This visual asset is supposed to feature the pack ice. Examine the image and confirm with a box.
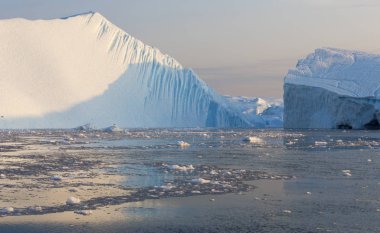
[284,48,380,129]
[0,12,259,128]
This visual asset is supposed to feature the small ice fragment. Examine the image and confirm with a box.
[191,178,211,184]
[306,192,312,195]
[66,197,81,205]
[74,210,93,216]
[210,170,218,175]
[177,141,190,148]
[342,170,352,177]
[103,125,123,133]
[64,136,74,141]
[191,190,201,194]
[377,209,380,212]
[368,159,372,162]
[283,210,292,214]
[1,207,14,214]
[315,141,327,146]
[209,198,215,202]
[50,175,63,181]
[241,136,263,144]
[160,183,175,190]
[166,164,194,172]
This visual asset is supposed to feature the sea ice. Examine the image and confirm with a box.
[66,197,81,205]
[241,136,264,144]
[191,178,211,184]
[177,141,190,148]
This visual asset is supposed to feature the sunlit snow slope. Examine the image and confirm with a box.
[0,12,254,128]
[284,48,380,129]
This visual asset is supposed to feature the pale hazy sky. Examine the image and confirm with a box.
[1,0,380,98]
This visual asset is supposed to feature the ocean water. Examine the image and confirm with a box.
[0,129,379,233]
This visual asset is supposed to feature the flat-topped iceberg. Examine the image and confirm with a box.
[284,48,380,129]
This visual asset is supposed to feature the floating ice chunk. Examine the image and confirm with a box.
[191,178,211,184]
[241,136,264,144]
[306,192,312,195]
[191,190,201,194]
[175,191,184,195]
[74,210,93,216]
[1,207,14,214]
[368,159,372,162]
[283,210,292,214]
[64,136,74,141]
[77,133,86,138]
[177,141,190,148]
[315,141,328,146]
[166,164,194,172]
[210,170,218,175]
[209,198,215,202]
[50,175,63,181]
[66,196,81,205]
[160,183,175,190]
[103,124,123,133]
[342,170,352,177]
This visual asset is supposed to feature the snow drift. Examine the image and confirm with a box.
[284,48,380,129]
[0,12,257,128]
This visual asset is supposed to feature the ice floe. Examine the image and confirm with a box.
[66,197,81,205]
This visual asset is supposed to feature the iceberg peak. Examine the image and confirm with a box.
[60,11,98,20]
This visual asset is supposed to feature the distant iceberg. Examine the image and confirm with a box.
[224,96,283,128]
[284,48,380,129]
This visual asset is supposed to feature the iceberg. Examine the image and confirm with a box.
[0,12,256,129]
[284,48,380,129]
[224,96,283,128]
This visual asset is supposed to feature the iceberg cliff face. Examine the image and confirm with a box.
[284,48,380,129]
[0,12,253,128]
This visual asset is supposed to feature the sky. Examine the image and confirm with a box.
[1,0,380,98]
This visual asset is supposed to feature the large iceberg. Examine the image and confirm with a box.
[0,12,259,128]
[284,48,380,129]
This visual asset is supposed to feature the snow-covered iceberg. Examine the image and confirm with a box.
[0,12,258,128]
[284,48,380,129]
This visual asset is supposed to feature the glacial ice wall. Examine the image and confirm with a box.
[284,48,380,129]
[0,12,252,128]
